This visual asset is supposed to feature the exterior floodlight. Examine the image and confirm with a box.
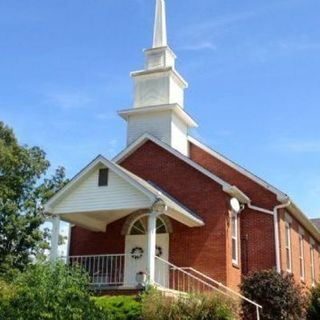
[230,197,241,213]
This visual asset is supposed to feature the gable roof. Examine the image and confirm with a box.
[188,136,320,242]
[44,155,204,228]
[113,133,250,202]
[188,136,287,201]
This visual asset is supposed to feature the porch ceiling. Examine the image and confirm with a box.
[61,208,142,232]
[60,203,203,233]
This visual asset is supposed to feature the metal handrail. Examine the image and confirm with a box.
[156,257,261,320]
[180,267,262,309]
[155,256,231,297]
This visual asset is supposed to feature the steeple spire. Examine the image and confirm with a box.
[153,0,167,48]
[118,0,198,156]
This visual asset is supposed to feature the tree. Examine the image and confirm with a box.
[240,269,307,320]
[0,121,67,275]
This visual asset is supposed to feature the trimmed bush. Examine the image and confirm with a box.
[307,283,320,319]
[141,289,239,320]
[0,262,103,320]
[93,295,142,320]
[240,269,307,320]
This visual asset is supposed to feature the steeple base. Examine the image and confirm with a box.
[119,104,198,156]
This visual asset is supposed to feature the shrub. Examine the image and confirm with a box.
[240,269,307,320]
[93,295,142,320]
[307,283,320,319]
[1,261,103,320]
[141,289,239,320]
[0,279,15,319]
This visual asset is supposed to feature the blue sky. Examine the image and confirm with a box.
[1,0,320,221]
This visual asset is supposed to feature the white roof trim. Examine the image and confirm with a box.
[44,155,204,227]
[188,136,287,200]
[118,104,198,128]
[113,133,232,190]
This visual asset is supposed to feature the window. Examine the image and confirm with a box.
[130,218,146,235]
[299,233,305,280]
[231,213,239,265]
[98,168,109,186]
[310,242,315,286]
[129,216,167,235]
[285,222,292,272]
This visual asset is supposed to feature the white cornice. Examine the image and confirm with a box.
[131,67,188,89]
[144,46,177,59]
[118,104,198,128]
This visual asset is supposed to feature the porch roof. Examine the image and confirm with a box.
[44,155,204,231]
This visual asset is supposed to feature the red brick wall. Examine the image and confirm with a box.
[189,142,277,273]
[120,140,240,288]
[189,143,278,209]
[240,209,276,272]
[278,210,320,287]
[190,141,320,286]
[69,217,126,256]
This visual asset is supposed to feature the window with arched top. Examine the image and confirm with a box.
[129,216,168,235]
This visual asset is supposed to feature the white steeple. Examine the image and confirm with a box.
[118,0,198,156]
[153,0,167,48]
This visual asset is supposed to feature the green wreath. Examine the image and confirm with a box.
[156,245,163,257]
[131,247,144,259]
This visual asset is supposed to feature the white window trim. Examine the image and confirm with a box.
[298,233,305,281]
[310,239,316,286]
[285,222,292,273]
[231,212,239,265]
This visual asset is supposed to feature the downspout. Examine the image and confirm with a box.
[247,200,291,273]
[273,201,291,273]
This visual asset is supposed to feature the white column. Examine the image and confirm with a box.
[50,215,60,262]
[147,212,157,285]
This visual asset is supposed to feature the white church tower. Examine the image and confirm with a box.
[118,0,198,156]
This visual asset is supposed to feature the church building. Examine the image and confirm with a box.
[45,0,320,297]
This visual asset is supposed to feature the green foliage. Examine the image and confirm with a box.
[0,261,103,320]
[141,289,239,320]
[307,283,320,319]
[0,278,15,319]
[0,121,68,275]
[240,269,307,320]
[93,295,142,320]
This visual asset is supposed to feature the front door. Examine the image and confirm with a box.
[123,216,169,287]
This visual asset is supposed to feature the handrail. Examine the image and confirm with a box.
[155,256,232,298]
[180,267,262,310]
[156,257,261,320]
[67,253,128,259]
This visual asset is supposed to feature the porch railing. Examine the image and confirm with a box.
[67,254,139,287]
[66,255,261,320]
